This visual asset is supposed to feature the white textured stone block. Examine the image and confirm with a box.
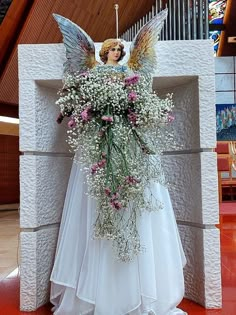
[199,76,216,148]
[18,41,214,82]
[18,44,65,81]
[156,76,216,150]
[215,56,234,74]
[20,155,72,228]
[156,78,200,150]
[19,80,70,153]
[163,152,219,225]
[19,80,36,151]
[156,40,214,77]
[178,225,222,308]
[20,227,59,311]
[201,152,219,223]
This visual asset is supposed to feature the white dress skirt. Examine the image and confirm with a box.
[50,161,187,315]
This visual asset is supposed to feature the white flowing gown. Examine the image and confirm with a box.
[50,160,187,315]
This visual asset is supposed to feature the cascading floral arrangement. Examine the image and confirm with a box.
[56,65,175,261]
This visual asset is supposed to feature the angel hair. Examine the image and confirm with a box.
[99,39,126,64]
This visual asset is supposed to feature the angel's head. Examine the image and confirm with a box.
[99,39,126,64]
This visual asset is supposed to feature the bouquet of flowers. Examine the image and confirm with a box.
[56,65,175,261]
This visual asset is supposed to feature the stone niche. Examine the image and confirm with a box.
[18,40,221,311]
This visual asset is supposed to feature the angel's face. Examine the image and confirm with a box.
[107,45,122,64]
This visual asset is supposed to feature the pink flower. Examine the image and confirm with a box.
[68,117,76,128]
[104,187,111,196]
[91,159,106,174]
[128,109,138,126]
[81,106,91,122]
[110,200,122,210]
[111,192,120,200]
[102,115,113,122]
[167,114,175,123]
[97,159,106,168]
[125,176,140,185]
[124,74,140,86]
[91,164,98,174]
[128,91,137,102]
[102,152,106,158]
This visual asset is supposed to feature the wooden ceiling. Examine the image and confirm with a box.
[1,0,236,118]
[0,0,155,116]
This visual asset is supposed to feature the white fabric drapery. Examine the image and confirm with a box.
[50,162,187,315]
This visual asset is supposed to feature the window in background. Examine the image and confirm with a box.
[0,0,12,24]
[209,0,227,55]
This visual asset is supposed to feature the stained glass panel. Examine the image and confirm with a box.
[209,0,227,55]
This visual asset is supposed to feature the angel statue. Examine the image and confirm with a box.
[50,8,187,315]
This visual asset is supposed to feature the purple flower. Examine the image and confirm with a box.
[102,115,113,122]
[68,117,76,128]
[81,106,91,122]
[124,74,140,86]
[128,91,137,102]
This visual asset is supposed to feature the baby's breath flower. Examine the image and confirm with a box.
[56,65,177,262]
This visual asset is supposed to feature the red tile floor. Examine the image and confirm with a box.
[0,213,235,314]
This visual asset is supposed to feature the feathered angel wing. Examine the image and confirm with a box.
[127,8,168,75]
[53,13,97,75]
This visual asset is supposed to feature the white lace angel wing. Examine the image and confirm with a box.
[53,14,97,75]
[127,8,168,75]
